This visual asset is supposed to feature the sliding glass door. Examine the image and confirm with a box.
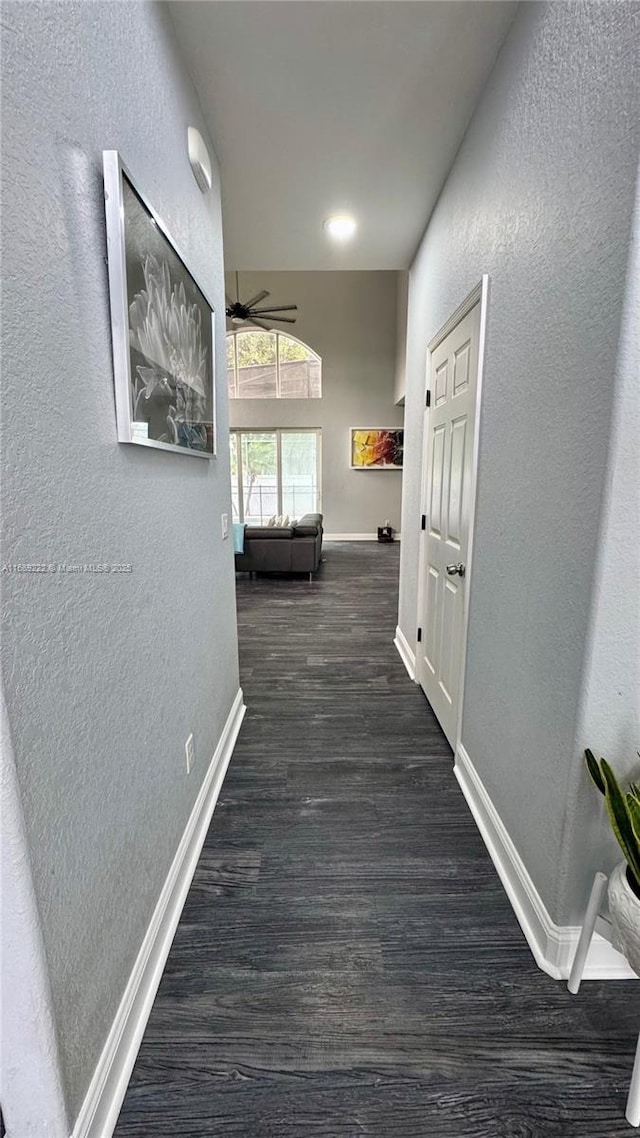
[281,431,321,520]
[230,429,321,525]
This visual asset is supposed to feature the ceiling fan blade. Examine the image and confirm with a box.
[243,290,270,309]
[225,294,234,306]
[247,317,272,331]
[267,315,297,324]
[250,304,298,314]
[235,271,239,303]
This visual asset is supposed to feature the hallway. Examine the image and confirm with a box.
[114,543,637,1137]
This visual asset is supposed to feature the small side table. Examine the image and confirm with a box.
[568,871,639,1127]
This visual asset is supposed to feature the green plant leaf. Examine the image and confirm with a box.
[601,759,640,883]
[628,796,640,848]
[585,748,606,795]
[628,782,640,804]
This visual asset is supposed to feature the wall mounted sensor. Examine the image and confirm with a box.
[188,127,212,194]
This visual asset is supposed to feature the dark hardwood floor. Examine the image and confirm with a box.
[114,542,638,1137]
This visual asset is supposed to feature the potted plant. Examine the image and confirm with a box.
[585,749,640,975]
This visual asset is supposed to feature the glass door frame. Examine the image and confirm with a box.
[231,428,322,524]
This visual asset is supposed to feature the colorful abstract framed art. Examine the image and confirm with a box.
[350,428,404,470]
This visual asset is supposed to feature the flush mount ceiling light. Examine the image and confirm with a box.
[323,214,357,242]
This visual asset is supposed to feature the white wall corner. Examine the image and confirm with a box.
[454,743,636,982]
[394,625,417,682]
[71,688,246,1138]
[394,269,409,406]
[0,683,70,1138]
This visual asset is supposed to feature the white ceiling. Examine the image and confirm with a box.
[169,1,517,270]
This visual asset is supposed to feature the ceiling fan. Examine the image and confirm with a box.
[225,272,297,331]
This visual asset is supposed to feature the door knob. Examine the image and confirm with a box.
[446,562,466,577]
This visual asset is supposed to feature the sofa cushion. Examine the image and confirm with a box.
[243,526,294,540]
[293,512,323,537]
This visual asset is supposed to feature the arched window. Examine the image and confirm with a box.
[227,329,322,399]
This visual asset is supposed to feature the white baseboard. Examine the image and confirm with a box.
[324,533,401,542]
[72,689,246,1138]
[394,624,417,682]
[454,743,635,981]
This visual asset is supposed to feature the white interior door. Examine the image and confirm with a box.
[417,296,482,748]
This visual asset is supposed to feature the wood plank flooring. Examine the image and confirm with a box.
[114,542,639,1137]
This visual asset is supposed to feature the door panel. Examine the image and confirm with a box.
[417,300,481,748]
[453,340,471,393]
[424,565,439,676]
[435,359,448,405]
[439,577,459,707]
[429,425,446,536]
[447,416,467,547]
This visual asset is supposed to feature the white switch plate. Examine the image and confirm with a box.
[221,512,229,540]
[185,733,195,774]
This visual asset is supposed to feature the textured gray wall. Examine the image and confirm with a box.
[227,271,404,535]
[398,2,640,924]
[1,1,239,1120]
[565,188,640,923]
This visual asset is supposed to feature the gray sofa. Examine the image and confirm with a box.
[235,513,323,579]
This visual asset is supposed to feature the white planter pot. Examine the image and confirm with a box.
[608,861,640,977]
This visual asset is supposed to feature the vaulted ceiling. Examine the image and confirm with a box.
[169,1,517,270]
